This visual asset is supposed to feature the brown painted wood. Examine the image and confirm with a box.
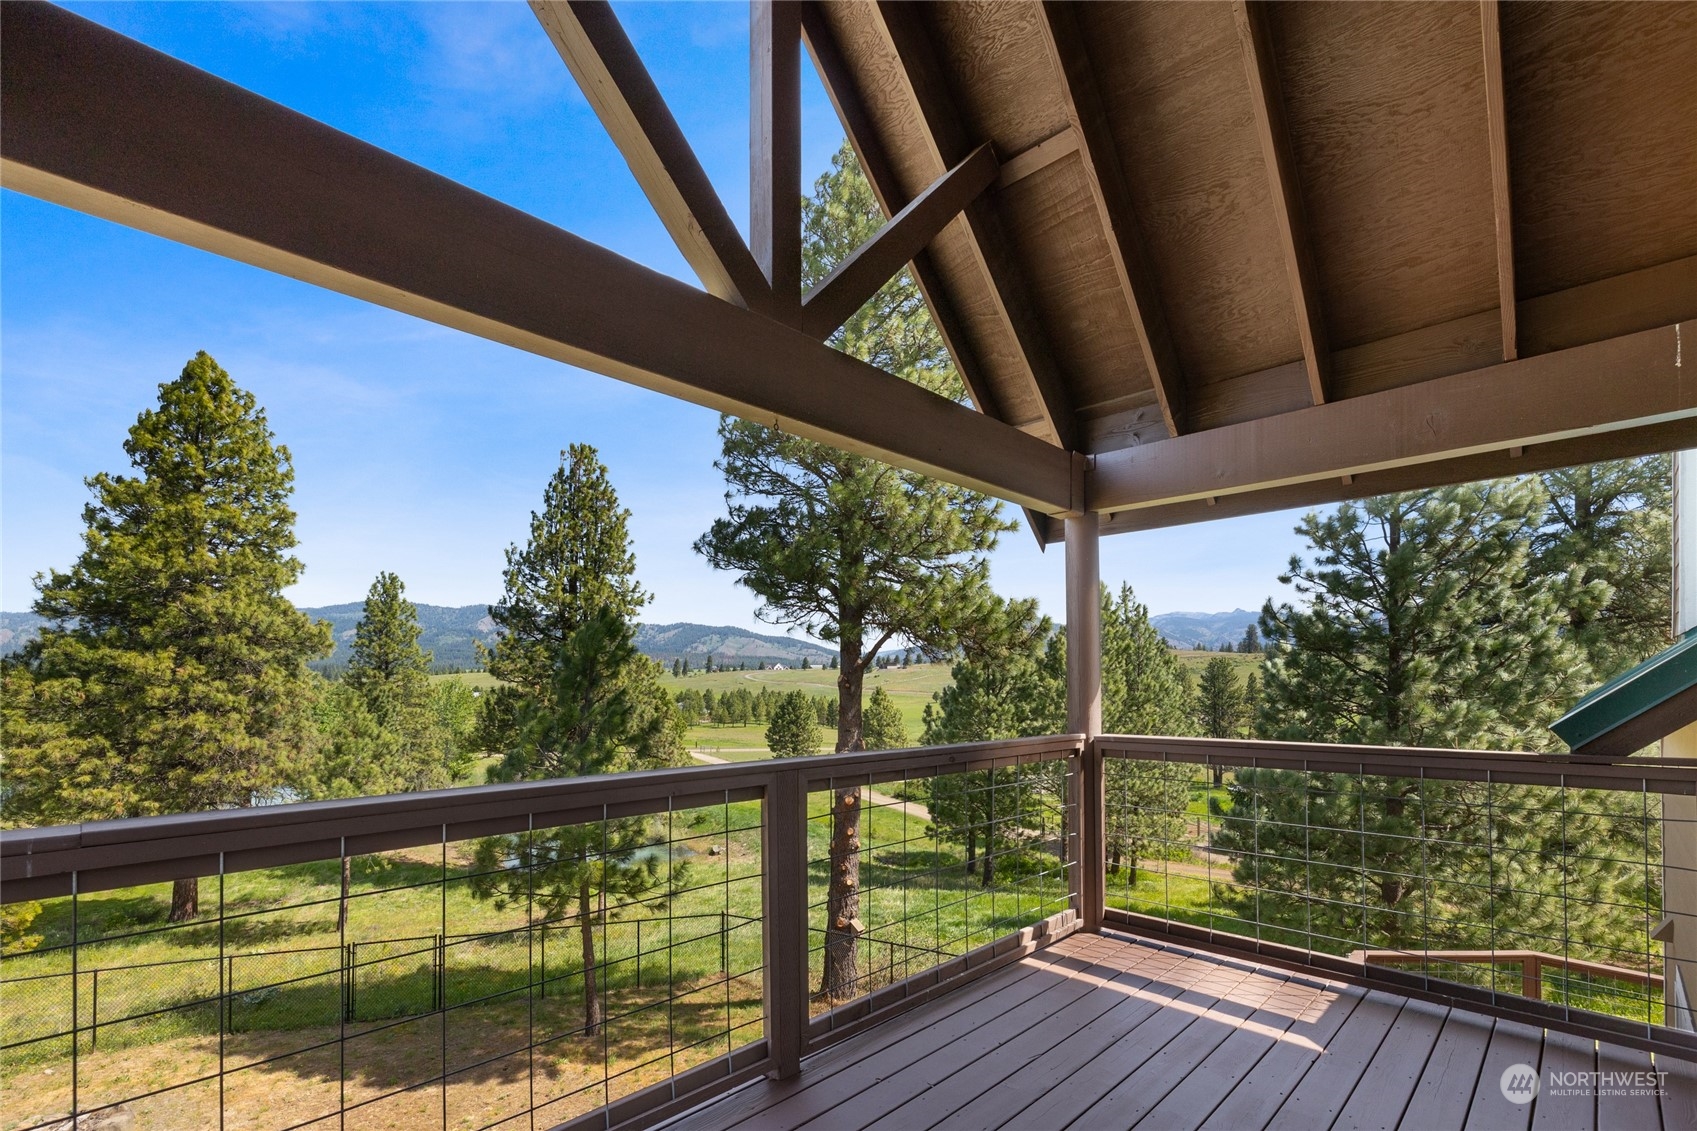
[751,0,802,320]
[1233,0,1329,405]
[1331,996,1451,1130]
[1480,0,1517,363]
[1198,985,1367,1131]
[531,2,770,314]
[1133,971,1331,1130]
[1532,1028,1598,1131]
[1596,1043,1664,1131]
[0,6,1075,521]
[1462,1019,1545,1131]
[760,771,808,1079]
[995,128,1078,190]
[1038,0,1186,438]
[797,2,1005,430]
[1090,325,1692,514]
[866,0,1080,451]
[1264,991,1408,1130]
[799,144,997,341]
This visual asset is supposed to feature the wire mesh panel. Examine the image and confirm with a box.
[805,745,1077,1015]
[1100,746,1682,1036]
[0,789,765,1131]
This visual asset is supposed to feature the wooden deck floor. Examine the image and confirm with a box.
[662,930,1697,1131]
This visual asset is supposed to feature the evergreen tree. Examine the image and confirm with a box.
[1195,656,1246,787]
[344,572,446,790]
[5,353,330,920]
[1239,623,1261,653]
[1215,482,1634,953]
[1531,457,1671,677]
[862,686,909,751]
[765,690,821,758]
[471,611,683,1035]
[696,141,1013,1000]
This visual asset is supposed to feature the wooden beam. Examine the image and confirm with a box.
[0,3,1075,515]
[1231,0,1331,404]
[1064,510,1103,934]
[751,0,802,319]
[799,144,997,341]
[799,2,1004,424]
[997,127,1080,190]
[1093,416,1697,538]
[869,0,1082,451]
[1090,324,1693,513]
[1037,1,1188,436]
[531,1,770,314]
[1481,0,1517,361]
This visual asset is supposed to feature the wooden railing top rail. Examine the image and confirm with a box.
[0,734,1083,901]
[1348,949,1665,990]
[1098,733,1697,793]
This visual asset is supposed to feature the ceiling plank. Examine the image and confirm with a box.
[800,144,998,341]
[868,0,1082,451]
[1037,1,1189,435]
[751,0,802,320]
[1090,324,1692,513]
[1480,0,1518,361]
[531,1,772,315]
[0,3,1074,514]
[1231,0,1331,404]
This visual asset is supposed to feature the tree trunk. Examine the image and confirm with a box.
[981,846,995,888]
[1212,766,1224,789]
[578,873,602,1036]
[338,856,351,932]
[965,828,977,876]
[169,877,199,922]
[822,637,865,1001]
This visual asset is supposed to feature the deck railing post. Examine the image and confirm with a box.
[762,768,809,1078]
[1066,510,1105,933]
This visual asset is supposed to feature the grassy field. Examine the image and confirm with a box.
[0,775,1069,1130]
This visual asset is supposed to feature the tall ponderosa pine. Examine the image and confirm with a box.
[861,686,909,751]
[1216,481,1645,954]
[1195,656,1247,785]
[6,353,330,920]
[344,571,448,790]
[696,141,1013,999]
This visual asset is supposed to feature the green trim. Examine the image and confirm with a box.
[1552,627,1697,752]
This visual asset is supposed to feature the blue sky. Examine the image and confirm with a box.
[1,1,1313,632]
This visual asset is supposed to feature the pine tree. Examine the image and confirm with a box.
[344,572,445,789]
[1214,482,1632,953]
[1195,656,1246,786]
[765,690,822,758]
[696,141,1013,1000]
[862,686,909,751]
[6,353,330,920]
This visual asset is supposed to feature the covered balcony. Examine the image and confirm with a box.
[4,2,1697,1129]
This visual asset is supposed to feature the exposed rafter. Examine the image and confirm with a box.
[751,0,802,319]
[1480,0,1518,362]
[1037,1,1188,436]
[0,3,1075,514]
[531,1,772,314]
[1090,324,1693,513]
[867,0,1082,451]
[800,144,998,341]
[1231,0,1331,405]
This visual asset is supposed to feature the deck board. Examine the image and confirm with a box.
[656,930,1697,1131]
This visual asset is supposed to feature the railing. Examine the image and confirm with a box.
[0,735,1082,1131]
[1096,734,1697,1056]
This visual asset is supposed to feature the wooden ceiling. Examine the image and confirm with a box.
[3,2,1694,543]
[806,1,1697,538]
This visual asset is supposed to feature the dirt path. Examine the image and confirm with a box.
[688,750,932,821]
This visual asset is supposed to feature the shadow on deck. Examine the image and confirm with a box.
[659,930,1697,1131]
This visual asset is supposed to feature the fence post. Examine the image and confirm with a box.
[762,769,808,1079]
[226,954,236,1033]
[345,943,356,1023]
[90,968,98,1051]
[1523,957,1543,1001]
[636,920,642,989]
[434,935,444,1013]
[540,924,547,1000]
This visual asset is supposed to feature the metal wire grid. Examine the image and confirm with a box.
[0,791,764,1131]
[805,748,1077,1010]
[1102,753,1681,1031]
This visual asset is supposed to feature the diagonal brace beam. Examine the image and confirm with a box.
[800,144,998,341]
[0,3,1075,514]
[532,0,773,314]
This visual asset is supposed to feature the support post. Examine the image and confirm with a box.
[1066,512,1104,933]
[751,0,802,321]
[762,770,809,1078]
[1664,450,1697,1031]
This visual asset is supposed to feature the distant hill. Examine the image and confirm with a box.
[2,606,833,671]
[1149,609,1260,650]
